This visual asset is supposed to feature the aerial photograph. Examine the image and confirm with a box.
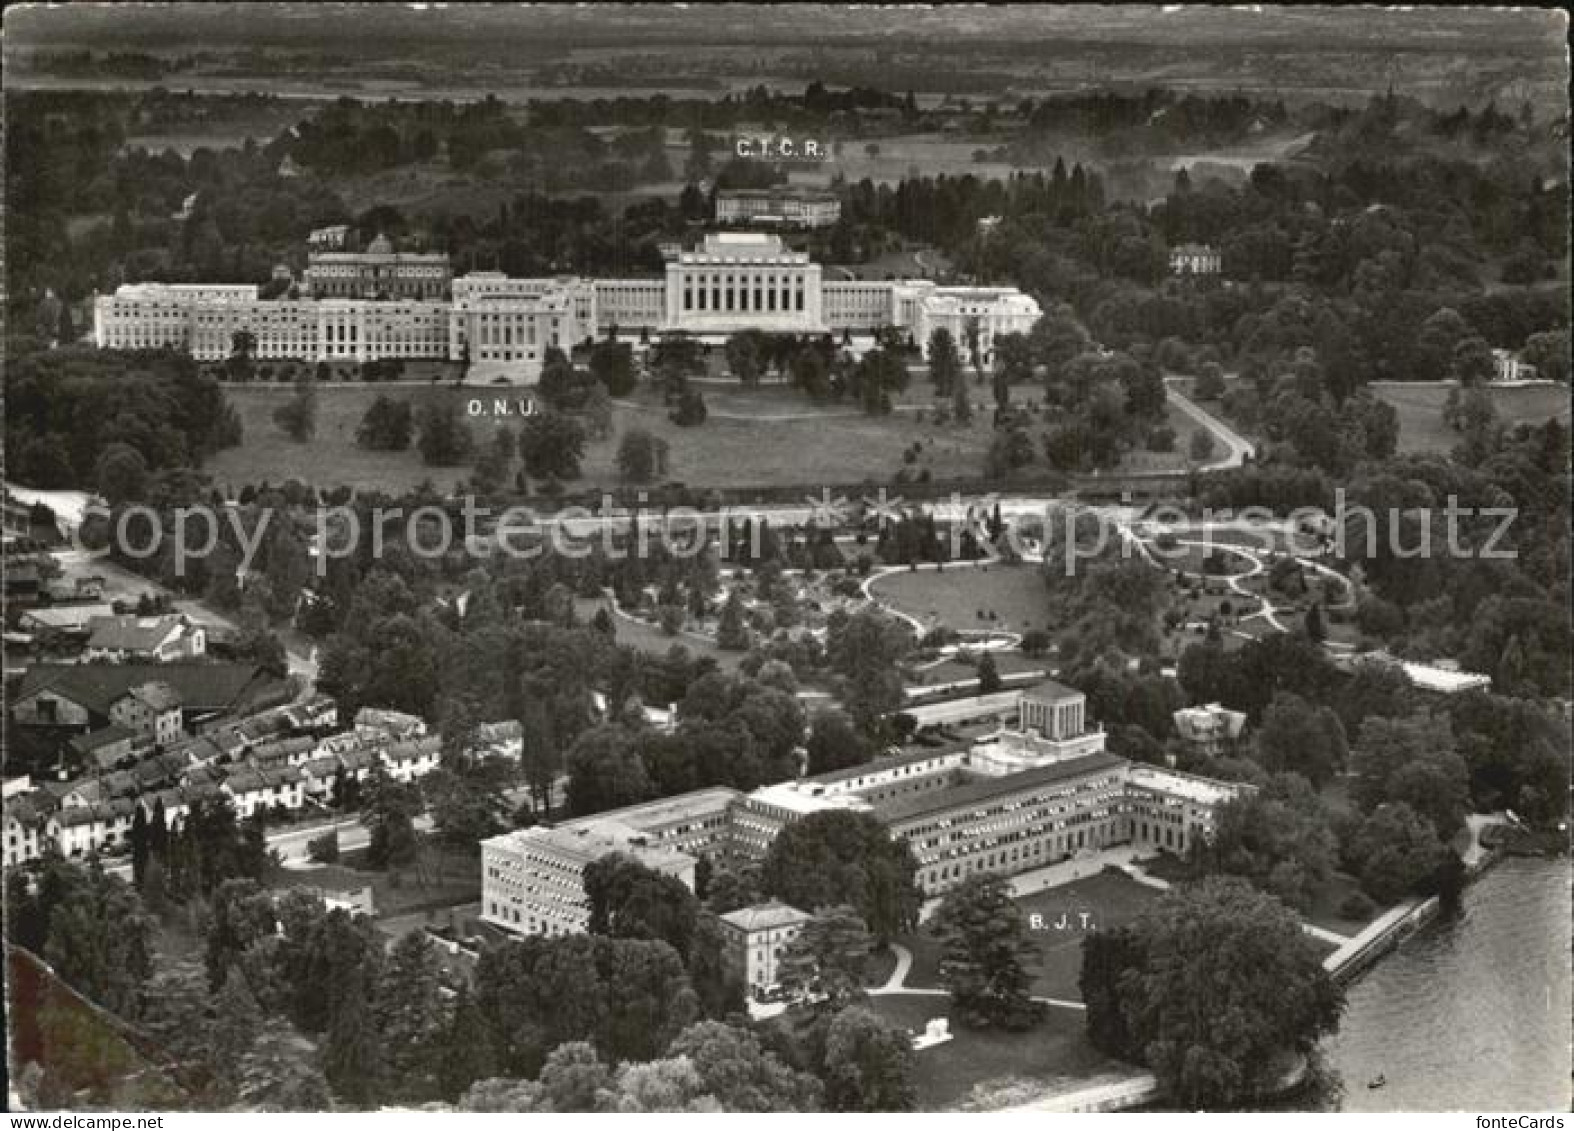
[2,2,1570,1116]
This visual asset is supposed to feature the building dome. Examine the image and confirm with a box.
[366,232,394,256]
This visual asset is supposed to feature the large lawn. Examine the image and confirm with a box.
[207,384,482,495]
[902,869,1164,1001]
[210,378,1199,495]
[571,595,747,672]
[869,563,1051,636]
[862,994,1127,1111]
[1370,382,1569,455]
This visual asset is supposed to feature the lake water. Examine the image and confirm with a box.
[1319,855,1572,1112]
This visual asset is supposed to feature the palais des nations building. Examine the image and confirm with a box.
[92,232,1042,383]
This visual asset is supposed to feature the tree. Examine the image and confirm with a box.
[235,1018,332,1111]
[671,387,708,426]
[585,852,699,961]
[927,328,961,396]
[1254,692,1347,787]
[417,399,474,466]
[1350,713,1470,838]
[827,609,910,737]
[1451,334,1495,385]
[929,873,1044,1030]
[617,428,668,483]
[1080,877,1343,1108]
[565,724,651,816]
[590,340,638,396]
[667,1020,822,1111]
[40,863,154,1022]
[777,905,874,1012]
[1188,428,1216,463]
[1303,600,1326,642]
[323,962,383,1106]
[272,371,318,442]
[725,331,766,385]
[716,589,749,651]
[1347,802,1451,904]
[361,769,422,869]
[1200,774,1338,913]
[436,986,495,1101]
[228,328,257,382]
[976,651,1002,694]
[1194,362,1226,401]
[356,395,414,450]
[374,930,448,1102]
[952,367,973,424]
[94,443,149,505]
[1520,329,1570,385]
[822,1006,918,1111]
[806,709,869,776]
[210,968,264,1071]
[761,811,920,941]
[520,410,587,480]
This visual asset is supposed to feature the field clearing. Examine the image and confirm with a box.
[870,563,1050,636]
[572,595,746,673]
[902,869,1164,1002]
[862,993,1124,1112]
[207,384,481,494]
[1370,383,1570,455]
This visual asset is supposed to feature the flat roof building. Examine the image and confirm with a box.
[95,232,1039,384]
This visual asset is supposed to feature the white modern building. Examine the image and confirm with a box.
[95,232,1041,383]
[715,187,841,229]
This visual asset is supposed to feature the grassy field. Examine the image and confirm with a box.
[572,594,747,672]
[1369,383,1569,455]
[211,373,1204,495]
[862,994,1125,1111]
[870,563,1050,636]
[207,384,482,494]
[902,869,1164,1001]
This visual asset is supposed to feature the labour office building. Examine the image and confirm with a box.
[95,232,1040,384]
[481,682,1247,937]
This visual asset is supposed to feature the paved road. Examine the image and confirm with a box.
[1163,379,1256,470]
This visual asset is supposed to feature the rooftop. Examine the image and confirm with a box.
[876,750,1128,826]
[85,614,188,653]
[745,780,874,817]
[564,786,742,833]
[12,662,281,719]
[720,900,813,934]
[1022,679,1086,705]
[487,822,694,874]
[124,680,183,713]
[1125,765,1245,807]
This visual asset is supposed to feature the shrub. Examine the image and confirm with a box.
[1338,890,1377,921]
[307,830,339,864]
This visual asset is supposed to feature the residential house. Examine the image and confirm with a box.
[49,799,136,857]
[83,614,206,663]
[221,763,306,818]
[718,901,813,995]
[382,736,442,783]
[1169,242,1222,276]
[108,681,185,747]
[3,795,48,868]
[355,707,427,740]
[11,663,288,734]
[1492,348,1539,383]
[1172,703,1247,759]
[17,603,117,640]
[67,724,144,772]
[43,575,106,603]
